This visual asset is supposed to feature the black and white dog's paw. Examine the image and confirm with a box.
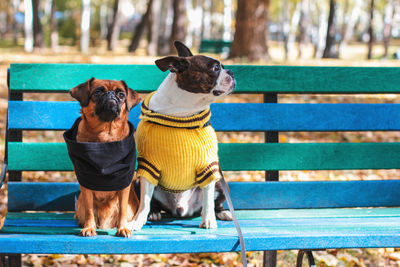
[148,211,162,221]
[216,210,232,221]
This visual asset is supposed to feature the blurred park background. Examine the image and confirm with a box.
[1,0,400,266]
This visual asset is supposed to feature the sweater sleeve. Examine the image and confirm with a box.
[137,157,160,186]
[195,161,222,188]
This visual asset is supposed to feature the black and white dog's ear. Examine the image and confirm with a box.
[155,56,189,73]
[174,41,193,57]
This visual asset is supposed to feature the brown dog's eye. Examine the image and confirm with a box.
[93,87,105,95]
[117,92,125,98]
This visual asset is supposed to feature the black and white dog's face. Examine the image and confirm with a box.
[155,41,235,98]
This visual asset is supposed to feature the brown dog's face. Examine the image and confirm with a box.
[70,78,140,122]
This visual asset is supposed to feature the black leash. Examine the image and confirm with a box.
[219,164,247,267]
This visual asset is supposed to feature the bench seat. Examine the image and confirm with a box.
[2,181,400,254]
[2,208,400,254]
[5,63,400,266]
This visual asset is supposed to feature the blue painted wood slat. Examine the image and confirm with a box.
[9,101,400,131]
[8,181,400,211]
[0,230,400,254]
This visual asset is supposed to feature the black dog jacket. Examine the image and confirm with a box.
[63,118,136,191]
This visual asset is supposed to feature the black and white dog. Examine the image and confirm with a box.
[130,41,235,231]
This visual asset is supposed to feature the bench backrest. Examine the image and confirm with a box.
[7,63,400,211]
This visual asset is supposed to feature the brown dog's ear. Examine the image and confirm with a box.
[121,80,140,111]
[155,56,189,73]
[70,78,95,106]
[174,41,193,57]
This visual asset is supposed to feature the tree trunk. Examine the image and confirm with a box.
[223,0,232,41]
[185,0,202,48]
[80,0,91,53]
[170,0,185,52]
[157,0,172,55]
[129,0,152,53]
[107,0,122,51]
[32,0,43,48]
[367,0,374,60]
[100,3,107,39]
[322,0,338,58]
[24,0,33,52]
[287,2,301,60]
[50,0,58,51]
[340,0,362,50]
[298,0,309,59]
[147,0,161,56]
[229,0,270,61]
[12,0,20,45]
[313,2,328,58]
[281,0,290,60]
[201,0,211,40]
[383,0,394,59]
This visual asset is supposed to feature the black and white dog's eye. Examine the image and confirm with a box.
[213,64,221,72]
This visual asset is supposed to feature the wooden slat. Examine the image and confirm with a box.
[10,64,400,93]
[8,142,400,171]
[9,101,400,131]
[1,211,400,253]
[7,181,400,211]
[7,207,400,220]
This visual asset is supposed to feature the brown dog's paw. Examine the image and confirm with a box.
[116,227,131,237]
[80,227,97,237]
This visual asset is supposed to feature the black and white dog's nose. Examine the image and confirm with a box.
[226,69,234,77]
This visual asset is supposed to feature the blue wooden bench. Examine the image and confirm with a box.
[199,39,232,54]
[2,64,400,267]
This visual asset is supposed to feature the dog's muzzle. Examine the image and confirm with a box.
[95,91,121,122]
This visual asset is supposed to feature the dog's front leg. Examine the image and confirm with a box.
[200,180,217,229]
[116,186,132,237]
[79,185,97,236]
[128,177,154,231]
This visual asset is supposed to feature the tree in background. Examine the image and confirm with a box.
[129,0,152,52]
[50,0,58,51]
[81,0,91,53]
[169,0,185,53]
[322,0,338,58]
[367,0,375,59]
[338,0,362,55]
[229,0,270,61]
[147,0,161,56]
[298,0,310,59]
[107,0,122,51]
[157,0,172,55]
[32,0,43,48]
[383,0,395,59]
[24,0,33,52]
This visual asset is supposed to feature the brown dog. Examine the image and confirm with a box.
[67,78,140,237]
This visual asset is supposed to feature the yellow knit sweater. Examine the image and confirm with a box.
[136,92,221,192]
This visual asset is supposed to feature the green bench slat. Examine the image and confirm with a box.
[10,64,400,93]
[8,142,400,171]
[1,209,400,253]
[9,101,400,131]
[8,181,400,211]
